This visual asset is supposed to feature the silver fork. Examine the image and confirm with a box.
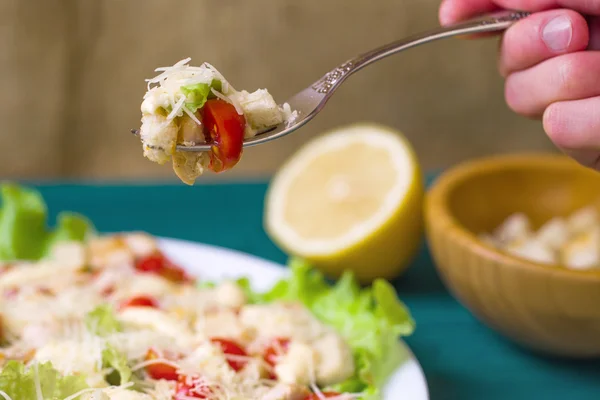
[166,10,530,152]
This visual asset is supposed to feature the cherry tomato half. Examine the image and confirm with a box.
[304,392,343,400]
[263,337,291,379]
[119,295,159,310]
[135,252,191,283]
[201,99,246,173]
[210,337,248,372]
[144,348,179,381]
[176,375,211,399]
[263,337,290,367]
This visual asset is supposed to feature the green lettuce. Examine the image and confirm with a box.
[102,344,132,385]
[243,258,415,400]
[0,361,88,399]
[84,304,122,337]
[0,183,95,261]
[180,79,222,112]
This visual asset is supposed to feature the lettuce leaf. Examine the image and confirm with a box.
[0,361,88,399]
[247,258,414,400]
[85,304,122,337]
[102,344,132,385]
[0,183,95,261]
[181,79,222,112]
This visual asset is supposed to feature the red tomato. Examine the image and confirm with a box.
[176,375,211,399]
[119,295,159,310]
[263,337,290,367]
[201,99,245,173]
[210,338,248,372]
[263,337,291,379]
[135,252,191,283]
[144,348,179,381]
[304,392,342,400]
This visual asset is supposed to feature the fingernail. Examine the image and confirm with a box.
[542,16,573,52]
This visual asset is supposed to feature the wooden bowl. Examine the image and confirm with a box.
[425,153,600,358]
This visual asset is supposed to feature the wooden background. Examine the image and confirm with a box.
[1,0,557,181]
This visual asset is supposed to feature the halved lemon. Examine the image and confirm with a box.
[264,123,424,283]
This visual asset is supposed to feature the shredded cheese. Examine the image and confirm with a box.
[0,232,358,399]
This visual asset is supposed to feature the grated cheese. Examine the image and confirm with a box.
[0,232,358,399]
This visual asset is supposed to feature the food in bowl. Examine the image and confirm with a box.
[0,184,414,400]
[481,206,600,270]
[137,58,298,184]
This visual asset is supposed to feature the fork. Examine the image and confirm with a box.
[160,10,531,152]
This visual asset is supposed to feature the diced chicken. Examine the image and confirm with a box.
[172,151,210,186]
[88,236,134,269]
[561,228,600,270]
[102,388,154,400]
[0,261,73,288]
[214,281,247,308]
[118,307,194,347]
[177,341,236,382]
[493,213,531,245]
[34,337,106,387]
[50,241,87,269]
[195,309,252,341]
[506,239,556,265]
[229,89,284,137]
[122,233,158,258]
[535,218,569,250]
[240,303,326,342]
[312,332,355,386]
[261,383,310,400]
[274,340,317,386]
[112,273,176,300]
[567,206,599,235]
[239,357,270,380]
[140,114,178,164]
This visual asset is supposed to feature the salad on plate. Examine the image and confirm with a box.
[137,58,298,184]
[0,184,414,400]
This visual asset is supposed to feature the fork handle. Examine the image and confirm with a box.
[311,11,531,94]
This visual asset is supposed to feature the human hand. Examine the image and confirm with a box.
[440,0,600,169]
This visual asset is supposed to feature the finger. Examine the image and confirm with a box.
[493,0,600,16]
[505,51,600,117]
[440,0,600,26]
[439,0,499,26]
[543,97,600,169]
[499,10,589,77]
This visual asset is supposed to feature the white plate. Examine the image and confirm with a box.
[159,237,429,400]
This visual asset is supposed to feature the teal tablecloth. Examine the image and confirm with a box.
[32,178,600,400]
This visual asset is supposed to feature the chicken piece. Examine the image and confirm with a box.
[112,273,176,300]
[493,213,531,245]
[274,340,317,386]
[239,357,270,380]
[505,238,556,265]
[172,151,210,186]
[239,303,326,342]
[561,228,600,270]
[140,114,178,164]
[34,337,106,387]
[567,206,599,235]
[261,383,310,400]
[122,233,158,258]
[50,241,87,269]
[535,217,569,250]
[312,332,355,386]
[118,307,194,347]
[229,89,285,137]
[214,281,247,308]
[102,388,154,400]
[195,309,252,341]
[88,236,134,269]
